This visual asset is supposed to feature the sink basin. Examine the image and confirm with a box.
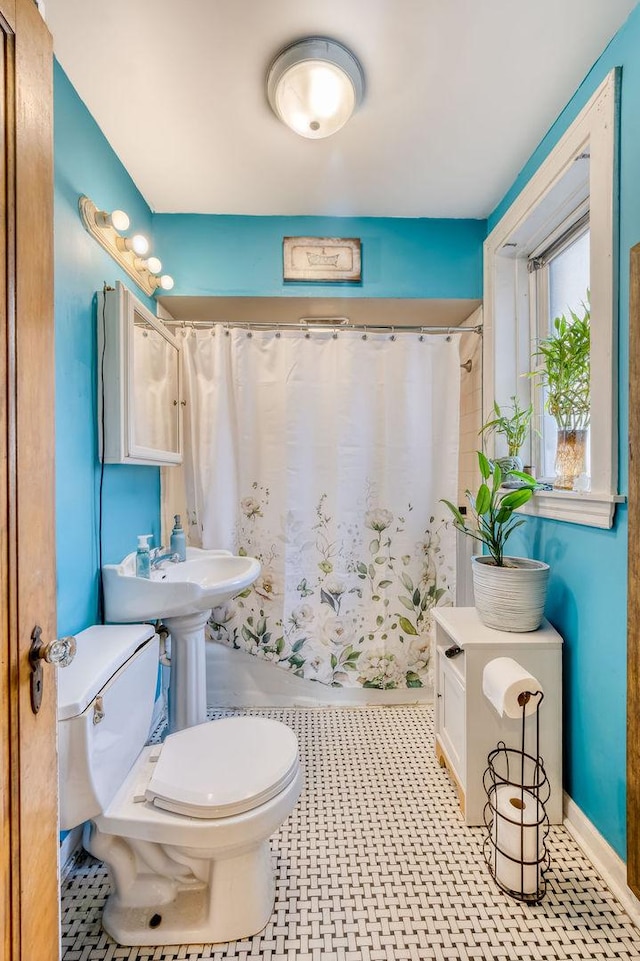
[103,547,261,622]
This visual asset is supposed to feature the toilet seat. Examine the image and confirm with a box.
[145,716,300,818]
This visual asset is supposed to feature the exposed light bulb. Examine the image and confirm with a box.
[130,233,149,256]
[115,233,150,256]
[150,273,175,292]
[133,255,162,274]
[94,208,130,231]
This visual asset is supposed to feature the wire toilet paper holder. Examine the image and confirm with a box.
[482,690,551,903]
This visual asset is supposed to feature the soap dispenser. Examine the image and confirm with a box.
[170,514,186,562]
[136,534,152,578]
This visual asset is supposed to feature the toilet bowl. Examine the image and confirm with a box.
[58,624,303,946]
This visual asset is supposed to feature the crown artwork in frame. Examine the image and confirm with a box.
[283,236,362,283]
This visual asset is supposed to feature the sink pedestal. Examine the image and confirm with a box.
[163,610,212,732]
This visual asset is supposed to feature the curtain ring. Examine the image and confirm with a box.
[390,326,395,342]
[332,327,338,339]
[276,324,281,338]
[246,324,252,339]
[362,325,367,341]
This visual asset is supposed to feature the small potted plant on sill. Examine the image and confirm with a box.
[479,395,534,474]
[442,452,549,632]
[530,300,590,490]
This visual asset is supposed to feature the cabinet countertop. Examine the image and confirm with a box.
[433,606,563,648]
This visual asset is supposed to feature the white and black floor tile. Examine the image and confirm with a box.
[60,707,640,960]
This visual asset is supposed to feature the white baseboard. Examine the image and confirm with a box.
[563,791,640,926]
[59,826,83,881]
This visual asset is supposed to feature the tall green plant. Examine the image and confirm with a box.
[531,302,590,430]
[442,452,536,567]
[479,395,533,457]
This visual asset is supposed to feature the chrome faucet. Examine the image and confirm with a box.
[149,547,180,570]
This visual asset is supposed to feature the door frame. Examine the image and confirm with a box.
[628,243,640,899]
[0,0,58,957]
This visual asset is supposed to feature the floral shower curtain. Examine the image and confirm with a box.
[178,327,460,692]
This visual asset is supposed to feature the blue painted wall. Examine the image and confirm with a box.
[153,214,485,299]
[53,59,485,641]
[489,4,640,859]
[54,3,640,860]
[54,62,161,637]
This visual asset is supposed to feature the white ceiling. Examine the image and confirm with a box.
[46,0,636,219]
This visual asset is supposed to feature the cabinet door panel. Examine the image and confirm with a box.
[130,309,180,457]
[440,659,466,782]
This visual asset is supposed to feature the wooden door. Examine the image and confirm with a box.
[0,0,58,958]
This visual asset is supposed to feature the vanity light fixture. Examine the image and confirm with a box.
[151,275,175,291]
[78,195,175,297]
[134,255,162,274]
[115,233,150,256]
[266,37,364,139]
[93,207,130,231]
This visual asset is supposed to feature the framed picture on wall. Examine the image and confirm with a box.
[283,236,362,282]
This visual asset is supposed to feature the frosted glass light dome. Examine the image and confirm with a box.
[267,38,364,140]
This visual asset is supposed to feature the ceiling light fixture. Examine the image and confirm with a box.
[267,37,364,139]
[78,195,175,297]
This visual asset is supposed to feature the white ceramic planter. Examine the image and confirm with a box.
[471,555,550,632]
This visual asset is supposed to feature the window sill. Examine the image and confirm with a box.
[517,488,625,529]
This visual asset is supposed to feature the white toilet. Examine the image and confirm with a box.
[57,623,303,947]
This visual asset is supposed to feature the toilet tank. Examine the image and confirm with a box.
[57,624,159,831]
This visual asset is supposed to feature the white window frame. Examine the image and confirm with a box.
[483,69,623,529]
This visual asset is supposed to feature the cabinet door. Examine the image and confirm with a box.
[129,303,181,462]
[99,282,182,465]
[438,652,466,785]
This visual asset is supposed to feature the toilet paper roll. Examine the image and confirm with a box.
[482,657,543,718]
[490,784,545,895]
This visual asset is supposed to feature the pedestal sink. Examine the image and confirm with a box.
[102,547,260,732]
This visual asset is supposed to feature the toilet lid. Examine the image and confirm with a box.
[145,716,300,818]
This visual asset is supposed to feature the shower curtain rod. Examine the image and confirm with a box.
[163,319,483,335]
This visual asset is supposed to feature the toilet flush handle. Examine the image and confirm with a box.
[28,625,77,715]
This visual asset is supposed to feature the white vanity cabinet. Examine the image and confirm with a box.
[98,282,182,465]
[433,606,563,825]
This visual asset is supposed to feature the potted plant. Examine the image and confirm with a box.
[531,301,590,490]
[442,452,549,632]
[479,395,534,473]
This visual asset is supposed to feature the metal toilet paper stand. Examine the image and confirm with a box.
[482,690,551,903]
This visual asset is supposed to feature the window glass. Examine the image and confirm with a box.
[537,229,590,480]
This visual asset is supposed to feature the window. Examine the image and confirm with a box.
[483,69,622,529]
[529,218,590,483]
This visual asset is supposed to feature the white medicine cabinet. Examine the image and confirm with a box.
[98,281,182,465]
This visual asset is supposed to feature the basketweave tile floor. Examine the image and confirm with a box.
[60,707,640,961]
